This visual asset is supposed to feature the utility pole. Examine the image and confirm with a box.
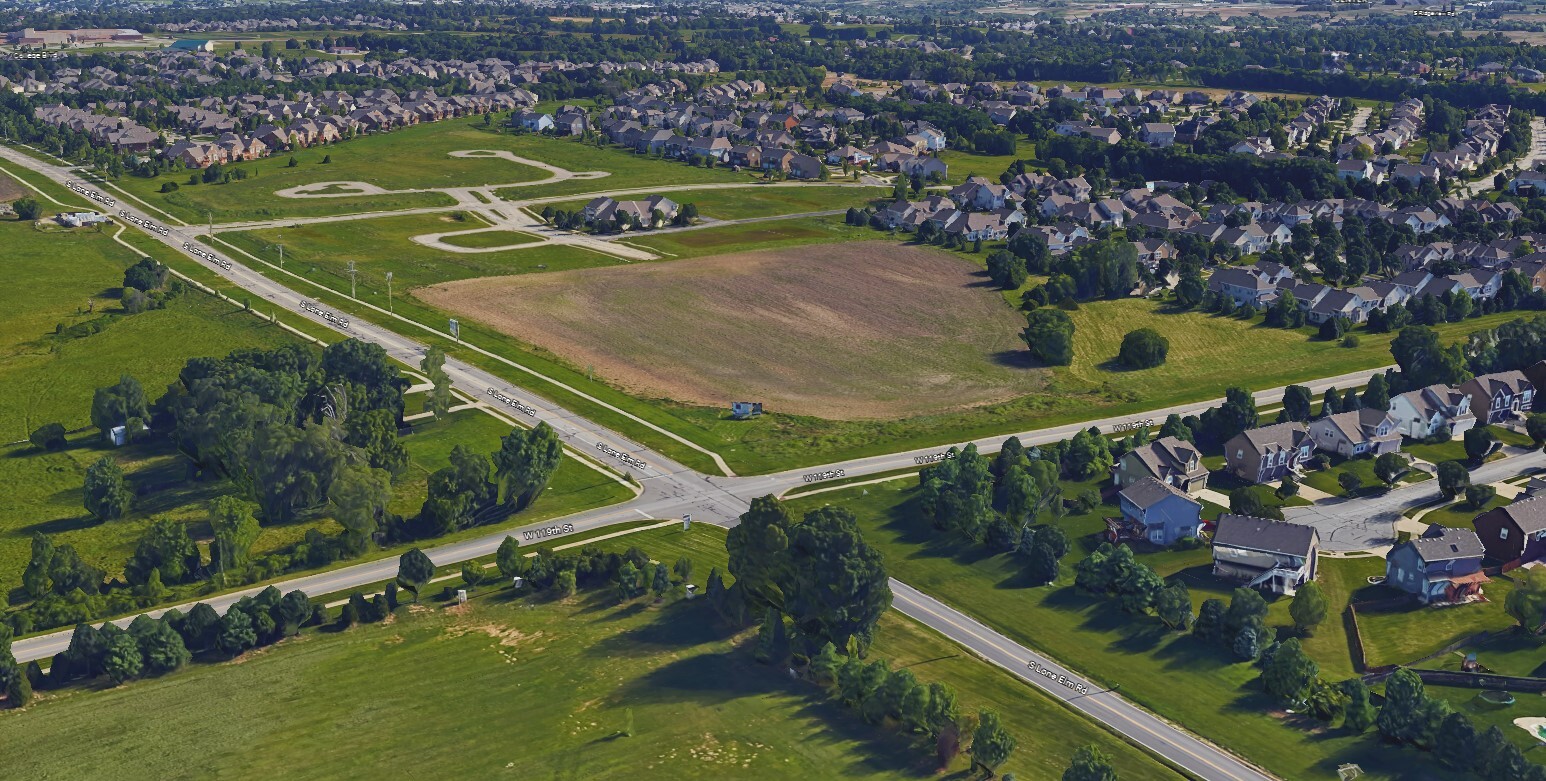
[207,210,212,239]
[385,271,393,313]
[277,243,283,269]
[347,260,357,298]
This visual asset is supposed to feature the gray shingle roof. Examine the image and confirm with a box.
[1119,476,1197,510]
[1213,514,1318,557]
[1411,525,1485,562]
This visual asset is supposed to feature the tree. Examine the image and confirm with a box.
[1464,427,1497,463]
[986,251,1028,290]
[782,505,893,654]
[102,632,143,684]
[83,456,132,520]
[397,548,435,601]
[13,197,40,220]
[1435,712,1478,771]
[1118,328,1169,369]
[1026,540,1061,585]
[1062,744,1118,781]
[493,422,564,510]
[1528,414,1546,449]
[651,562,670,598]
[1373,452,1408,488]
[1436,460,1471,499]
[1337,471,1362,496]
[1289,582,1328,635]
[1341,678,1376,732]
[970,709,1016,776]
[1021,309,1075,366]
[1321,387,1342,417]
[1200,387,1258,445]
[810,642,841,685]
[1466,484,1497,510]
[726,495,792,609]
[1505,566,1546,629]
[91,374,148,439]
[28,422,66,451]
[1155,581,1193,631]
[419,346,453,420]
[1262,638,1318,703]
[672,556,694,585]
[125,518,198,585]
[208,496,260,580]
[216,608,257,657]
[1377,668,1425,743]
[1362,373,1391,410]
[330,464,391,550]
[460,561,485,591]
[1391,325,1471,388]
[1174,270,1205,309]
[496,536,527,580]
[1281,385,1312,422]
[123,258,168,292]
[616,561,642,602]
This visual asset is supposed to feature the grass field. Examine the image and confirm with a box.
[218,213,623,294]
[1405,425,1534,465]
[780,479,1512,781]
[436,229,543,249]
[550,184,887,222]
[1299,455,1431,497]
[617,213,873,259]
[415,242,1041,420]
[0,524,1179,781]
[937,141,1034,185]
[1410,495,1507,530]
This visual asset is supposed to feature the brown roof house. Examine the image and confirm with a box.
[1307,408,1401,459]
[1459,370,1535,425]
[1224,422,1313,485]
[1113,436,1208,494]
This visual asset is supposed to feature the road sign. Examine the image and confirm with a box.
[448,318,460,340]
[682,514,692,530]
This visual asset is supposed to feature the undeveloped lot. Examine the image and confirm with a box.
[417,242,1046,419]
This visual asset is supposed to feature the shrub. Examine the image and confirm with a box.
[158,181,179,193]
[1118,328,1169,369]
[29,422,67,451]
[1341,334,1360,348]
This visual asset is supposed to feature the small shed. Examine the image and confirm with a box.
[730,401,763,420]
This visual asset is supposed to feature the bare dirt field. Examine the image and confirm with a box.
[416,242,1047,419]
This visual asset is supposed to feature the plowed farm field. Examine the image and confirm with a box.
[416,242,1046,419]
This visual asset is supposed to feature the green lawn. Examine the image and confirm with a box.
[217,213,623,295]
[1404,425,1523,465]
[617,214,874,259]
[937,141,1034,185]
[0,525,1178,781]
[781,479,1493,781]
[436,229,543,249]
[1418,630,1546,678]
[1349,579,1518,669]
[481,133,755,202]
[1207,472,1314,510]
[1423,684,1546,754]
[1414,495,1507,530]
[1299,455,1430,497]
[551,184,887,222]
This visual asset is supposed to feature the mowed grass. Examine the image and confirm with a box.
[781,480,1497,781]
[0,525,1179,781]
[487,133,759,202]
[618,214,874,259]
[114,118,566,223]
[937,140,1034,185]
[217,213,622,294]
[436,229,543,249]
[549,184,887,221]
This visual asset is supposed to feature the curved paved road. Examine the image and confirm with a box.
[0,143,1289,780]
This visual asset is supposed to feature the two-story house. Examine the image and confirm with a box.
[1224,422,1313,485]
[1389,384,1477,440]
[1112,436,1209,494]
[1308,408,1402,459]
[1114,478,1204,546]
[1459,370,1535,425]
[1212,514,1320,596]
[1385,525,1488,604]
[1472,495,1546,567]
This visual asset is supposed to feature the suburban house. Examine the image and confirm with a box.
[1208,266,1285,308]
[1385,525,1488,604]
[1211,514,1320,596]
[1307,408,1402,458]
[580,195,680,229]
[1458,370,1535,425]
[1472,495,1546,567]
[1112,436,1209,493]
[1112,478,1204,546]
[1224,422,1313,485]
[513,111,555,132]
[1389,384,1477,440]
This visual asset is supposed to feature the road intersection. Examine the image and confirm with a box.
[13,141,1472,780]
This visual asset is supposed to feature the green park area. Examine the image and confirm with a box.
[782,479,1537,780]
[0,524,1178,781]
[436,229,543,249]
[548,184,886,222]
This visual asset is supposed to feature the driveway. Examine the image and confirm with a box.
[1284,446,1546,551]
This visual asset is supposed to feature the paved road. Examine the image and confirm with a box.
[2,143,1285,780]
[1285,445,1546,551]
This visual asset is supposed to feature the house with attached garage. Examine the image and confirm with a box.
[1112,478,1204,546]
[1389,384,1477,439]
[1112,436,1209,493]
[1459,370,1535,425]
[1385,525,1488,604]
[1224,422,1314,485]
[1212,514,1319,596]
[1472,494,1546,567]
[1308,408,1401,458]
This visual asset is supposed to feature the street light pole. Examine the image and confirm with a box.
[277,243,283,269]
[385,271,393,313]
[347,260,357,298]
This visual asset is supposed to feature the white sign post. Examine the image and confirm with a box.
[682,514,692,530]
[456,589,468,605]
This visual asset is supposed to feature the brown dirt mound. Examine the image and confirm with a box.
[415,241,1047,419]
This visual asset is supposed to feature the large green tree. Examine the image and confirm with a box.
[781,505,892,654]
[83,456,133,521]
[726,495,793,611]
[493,422,564,509]
[419,346,454,420]
[1021,308,1075,366]
[970,709,1016,775]
[1289,581,1328,635]
[330,464,393,550]
[90,374,148,440]
[1062,744,1119,781]
[208,496,261,580]
[124,518,199,585]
